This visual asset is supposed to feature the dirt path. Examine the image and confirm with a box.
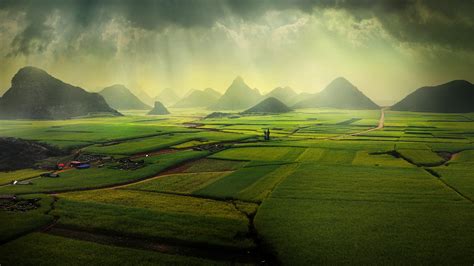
[350,108,385,136]
[330,108,385,140]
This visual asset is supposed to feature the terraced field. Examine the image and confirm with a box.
[1,109,474,264]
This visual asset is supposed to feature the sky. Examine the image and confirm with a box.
[0,0,473,105]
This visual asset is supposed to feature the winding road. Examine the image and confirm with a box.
[330,108,386,140]
[351,107,386,136]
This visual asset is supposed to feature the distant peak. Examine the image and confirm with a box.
[12,66,53,86]
[226,76,253,93]
[273,86,293,92]
[110,84,128,89]
[111,83,126,87]
[243,96,292,114]
[154,101,166,107]
[262,96,280,103]
[233,76,244,83]
[334,76,349,82]
[15,66,49,78]
[443,80,472,86]
[331,77,352,85]
[324,77,357,92]
[101,84,129,93]
[18,66,46,73]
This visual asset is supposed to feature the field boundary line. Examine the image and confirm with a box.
[110,170,234,190]
[119,187,259,204]
[423,168,474,204]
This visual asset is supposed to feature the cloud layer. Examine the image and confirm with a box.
[1,0,473,104]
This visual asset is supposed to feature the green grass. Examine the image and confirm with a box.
[83,131,249,155]
[194,165,281,200]
[172,140,210,148]
[396,149,445,166]
[433,151,474,200]
[352,151,414,168]
[236,163,298,202]
[255,199,474,265]
[317,149,356,164]
[0,150,208,194]
[0,119,188,148]
[210,147,295,161]
[53,189,253,249]
[3,109,474,264]
[271,164,462,202]
[435,168,474,201]
[296,148,325,162]
[254,162,474,264]
[0,169,47,185]
[126,172,230,194]
[182,158,248,173]
[450,149,474,165]
[82,133,197,155]
[0,194,54,243]
[0,233,221,265]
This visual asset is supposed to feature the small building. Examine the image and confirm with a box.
[70,161,82,167]
[76,163,90,169]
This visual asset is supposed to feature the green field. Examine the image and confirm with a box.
[0,169,47,185]
[1,109,474,264]
[52,189,254,249]
[0,233,223,265]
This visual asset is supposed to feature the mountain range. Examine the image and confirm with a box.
[148,101,170,115]
[293,77,379,110]
[209,76,262,110]
[3,66,473,118]
[243,97,292,114]
[130,88,155,106]
[0,67,120,119]
[173,88,221,108]
[99,84,151,110]
[155,88,180,106]
[264,86,299,106]
[391,80,474,113]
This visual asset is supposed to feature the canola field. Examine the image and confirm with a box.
[1,108,474,264]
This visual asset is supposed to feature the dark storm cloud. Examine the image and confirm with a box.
[9,14,54,55]
[1,0,474,55]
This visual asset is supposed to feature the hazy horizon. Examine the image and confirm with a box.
[1,0,473,105]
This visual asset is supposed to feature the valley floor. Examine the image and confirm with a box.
[1,108,474,265]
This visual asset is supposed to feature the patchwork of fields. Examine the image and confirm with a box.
[1,108,474,264]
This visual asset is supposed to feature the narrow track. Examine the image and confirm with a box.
[330,108,385,140]
[351,107,385,136]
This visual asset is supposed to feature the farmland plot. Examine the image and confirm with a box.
[255,163,474,264]
[0,194,54,243]
[0,233,222,265]
[0,150,208,194]
[210,146,299,162]
[2,109,474,265]
[396,149,445,166]
[53,189,254,249]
